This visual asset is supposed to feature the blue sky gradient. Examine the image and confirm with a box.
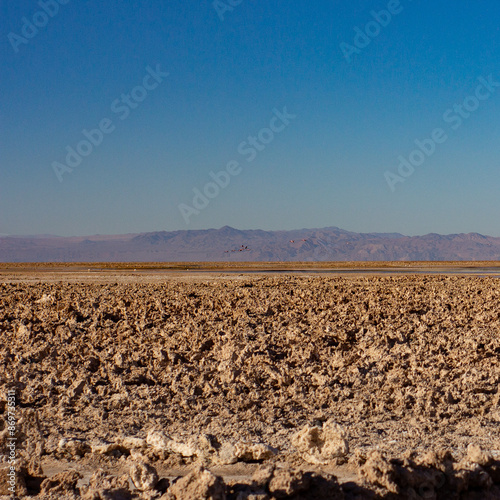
[1,0,500,236]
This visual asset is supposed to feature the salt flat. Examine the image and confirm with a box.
[1,267,500,498]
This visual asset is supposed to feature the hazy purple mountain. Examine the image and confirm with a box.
[1,226,500,262]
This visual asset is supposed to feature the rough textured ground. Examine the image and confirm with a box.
[1,273,500,498]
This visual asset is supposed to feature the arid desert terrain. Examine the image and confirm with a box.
[1,263,500,499]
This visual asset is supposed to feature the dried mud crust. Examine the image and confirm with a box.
[1,275,500,498]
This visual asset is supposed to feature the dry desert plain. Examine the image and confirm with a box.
[1,262,500,499]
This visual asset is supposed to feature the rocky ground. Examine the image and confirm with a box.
[1,273,500,499]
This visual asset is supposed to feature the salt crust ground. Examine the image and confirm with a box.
[1,273,500,498]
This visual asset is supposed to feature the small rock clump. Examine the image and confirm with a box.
[291,419,348,465]
[81,469,132,500]
[39,470,82,498]
[162,466,226,500]
[129,462,159,491]
[233,464,344,500]
[358,447,500,499]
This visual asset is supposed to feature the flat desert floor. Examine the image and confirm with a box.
[1,263,500,499]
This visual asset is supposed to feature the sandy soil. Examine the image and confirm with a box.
[1,271,500,498]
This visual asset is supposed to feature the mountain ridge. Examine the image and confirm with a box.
[1,226,500,262]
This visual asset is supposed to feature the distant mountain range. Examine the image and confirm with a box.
[1,226,500,262]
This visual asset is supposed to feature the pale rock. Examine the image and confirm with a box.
[129,462,159,491]
[235,442,277,462]
[215,442,237,465]
[197,434,219,458]
[146,430,199,458]
[58,438,90,457]
[168,439,198,458]
[129,449,149,462]
[36,293,54,305]
[91,441,123,455]
[118,436,146,450]
[162,466,226,500]
[291,419,348,464]
[17,323,31,341]
[467,443,493,466]
[146,430,170,452]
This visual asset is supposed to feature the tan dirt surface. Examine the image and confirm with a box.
[1,271,500,498]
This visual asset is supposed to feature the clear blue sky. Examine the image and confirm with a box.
[2,0,500,236]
